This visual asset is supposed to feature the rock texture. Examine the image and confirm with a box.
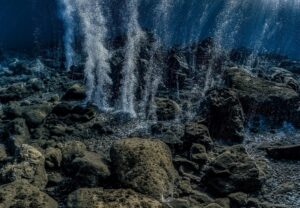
[67,188,163,208]
[225,67,300,127]
[202,145,262,196]
[110,138,177,199]
[203,88,245,143]
[0,180,58,208]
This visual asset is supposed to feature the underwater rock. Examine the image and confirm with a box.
[190,143,208,166]
[5,118,30,153]
[45,147,62,169]
[225,67,300,127]
[52,102,96,123]
[151,122,185,147]
[155,97,181,121]
[266,144,300,160]
[67,188,163,208]
[22,104,52,128]
[165,51,189,90]
[110,138,177,199]
[62,83,86,101]
[0,144,47,189]
[269,67,300,92]
[60,141,87,163]
[0,180,58,208]
[0,83,29,103]
[68,151,111,187]
[202,145,262,196]
[8,60,33,76]
[203,88,245,143]
[183,121,213,150]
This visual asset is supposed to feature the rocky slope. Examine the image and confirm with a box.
[0,42,300,208]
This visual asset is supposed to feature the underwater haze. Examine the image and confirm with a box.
[0,0,299,59]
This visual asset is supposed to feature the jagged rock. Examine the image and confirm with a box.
[228,192,248,207]
[165,52,189,90]
[61,141,87,162]
[52,103,96,123]
[49,124,67,136]
[8,60,32,75]
[173,156,200,180]
[5,118,30,153]
[0,83,28,103]
[110,138,177,199]
[47,172,64,186]
[91,122,113,135]
[23,104,52,128]
[183,121,213,149]
[67,188,163,208]
[62,83,86,101]
[45,147,62,169]
[269,67,299,91]
[190,144,208,166]
[4,103,52,128]
[0,144,47,188]
[202,145,262,196]
[225,67,300,127]
[266,144,300,160]
[155,97,181,121]
[69,151,111,187]
[203,88,245,143]
[52,102,74,117]
[151,122,185,146]
[0,180,58,208]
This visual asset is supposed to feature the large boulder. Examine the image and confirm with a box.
[0,144,48,189]
[202,145,262,196]
[0,180,58,208]
[203,88,245,143]
[67,188,163,208]
[225,67,300,127]
[110,138,177,199]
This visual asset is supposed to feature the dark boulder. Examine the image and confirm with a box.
[202,145,262,196]
[203,88,245,143]
[225,67,300,127]
[69,151,111,187]
[183,121,213,149]
[62,83,86,101]
[267,144,300,160]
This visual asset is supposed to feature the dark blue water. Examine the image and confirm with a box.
[0,0,299,59]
